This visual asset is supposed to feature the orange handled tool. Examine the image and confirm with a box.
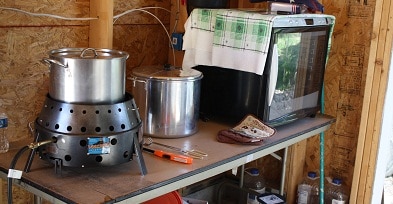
[142,147,193,164]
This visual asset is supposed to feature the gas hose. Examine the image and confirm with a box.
[7,139,54,204]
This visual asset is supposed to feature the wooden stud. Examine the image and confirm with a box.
[350,0,393,202]
[168,0,187,67]
[285,140,308,204]
[89,0,114,48]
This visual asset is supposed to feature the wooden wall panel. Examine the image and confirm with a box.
[1,0,387,203]
[168,0,381,203]
[0,0,170,141]
[351,0,393,202]
[168,0,187,67]
[282,0,379,199]
[0,0,90,26]
[0,26,89,142]
[114,25,170,68]
[0,0,170,203]
[317,0,376,194]
[114,0,170,25]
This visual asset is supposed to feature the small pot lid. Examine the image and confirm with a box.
[48,48,129,60]
[131,65,203,81]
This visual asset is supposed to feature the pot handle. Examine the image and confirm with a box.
[80,48,98,58]
[128,77,148,90]
[42,58,68,68]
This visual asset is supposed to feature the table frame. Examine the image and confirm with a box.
[0,114,335,203]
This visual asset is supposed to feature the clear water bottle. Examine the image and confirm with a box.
[297,171,319,204]
[325,177,348,204]
[0,113,9,153]
[244,168,266,204]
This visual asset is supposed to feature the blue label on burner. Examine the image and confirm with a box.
[87,137,110,155]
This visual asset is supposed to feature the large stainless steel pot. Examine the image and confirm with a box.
[129,65,203,138]
[43,48,129,104]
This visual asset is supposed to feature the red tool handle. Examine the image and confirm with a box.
[153,150,193,164]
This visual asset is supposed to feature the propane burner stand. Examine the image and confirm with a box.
[25,93,147,175]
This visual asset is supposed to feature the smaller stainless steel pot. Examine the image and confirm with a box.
[129,65,202,138]
[42,48,129,104]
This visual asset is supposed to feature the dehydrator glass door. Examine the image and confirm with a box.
[267,26,330,124]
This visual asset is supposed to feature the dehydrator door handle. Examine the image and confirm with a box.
[268,44,279,106]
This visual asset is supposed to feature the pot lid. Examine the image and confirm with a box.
[131,65,202,80]
[48,48,129,60]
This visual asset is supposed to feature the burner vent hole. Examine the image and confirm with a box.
[65,155,72,161]
[109,126,115,131]
[80,140,87,147]
[95,156,103,162]
[55,124,60,129]
[59,108,63,111]
[67,126,72,131]
[111,138,117,145]
[82,110,87,114]
[118,108,122,112]
[81,127,87,132]
[121,124,126,129]
[123,151,130,158]
[70,109,74,113]
[95,127,101,132]
[95,110,100,114]
[108,110,112,113]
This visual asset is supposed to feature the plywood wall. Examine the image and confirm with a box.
[285,0,378,202]
[0,0,170,203]
[0,0,384,203]
[168,0,380,203]
[350,0,393,202]
[312,0,376,190]
[282,0,378,202]
[233,1,379,202]
[0,0,170,141]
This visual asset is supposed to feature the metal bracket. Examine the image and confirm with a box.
[133,134,147,175]
[24,132,40,173]
[54,158,63,176]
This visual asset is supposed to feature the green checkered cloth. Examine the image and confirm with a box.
[190,9,275,53]
[213,10,275,53]
[185,9,276,74]
[190,9,219,32]
[185,9,335,75]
